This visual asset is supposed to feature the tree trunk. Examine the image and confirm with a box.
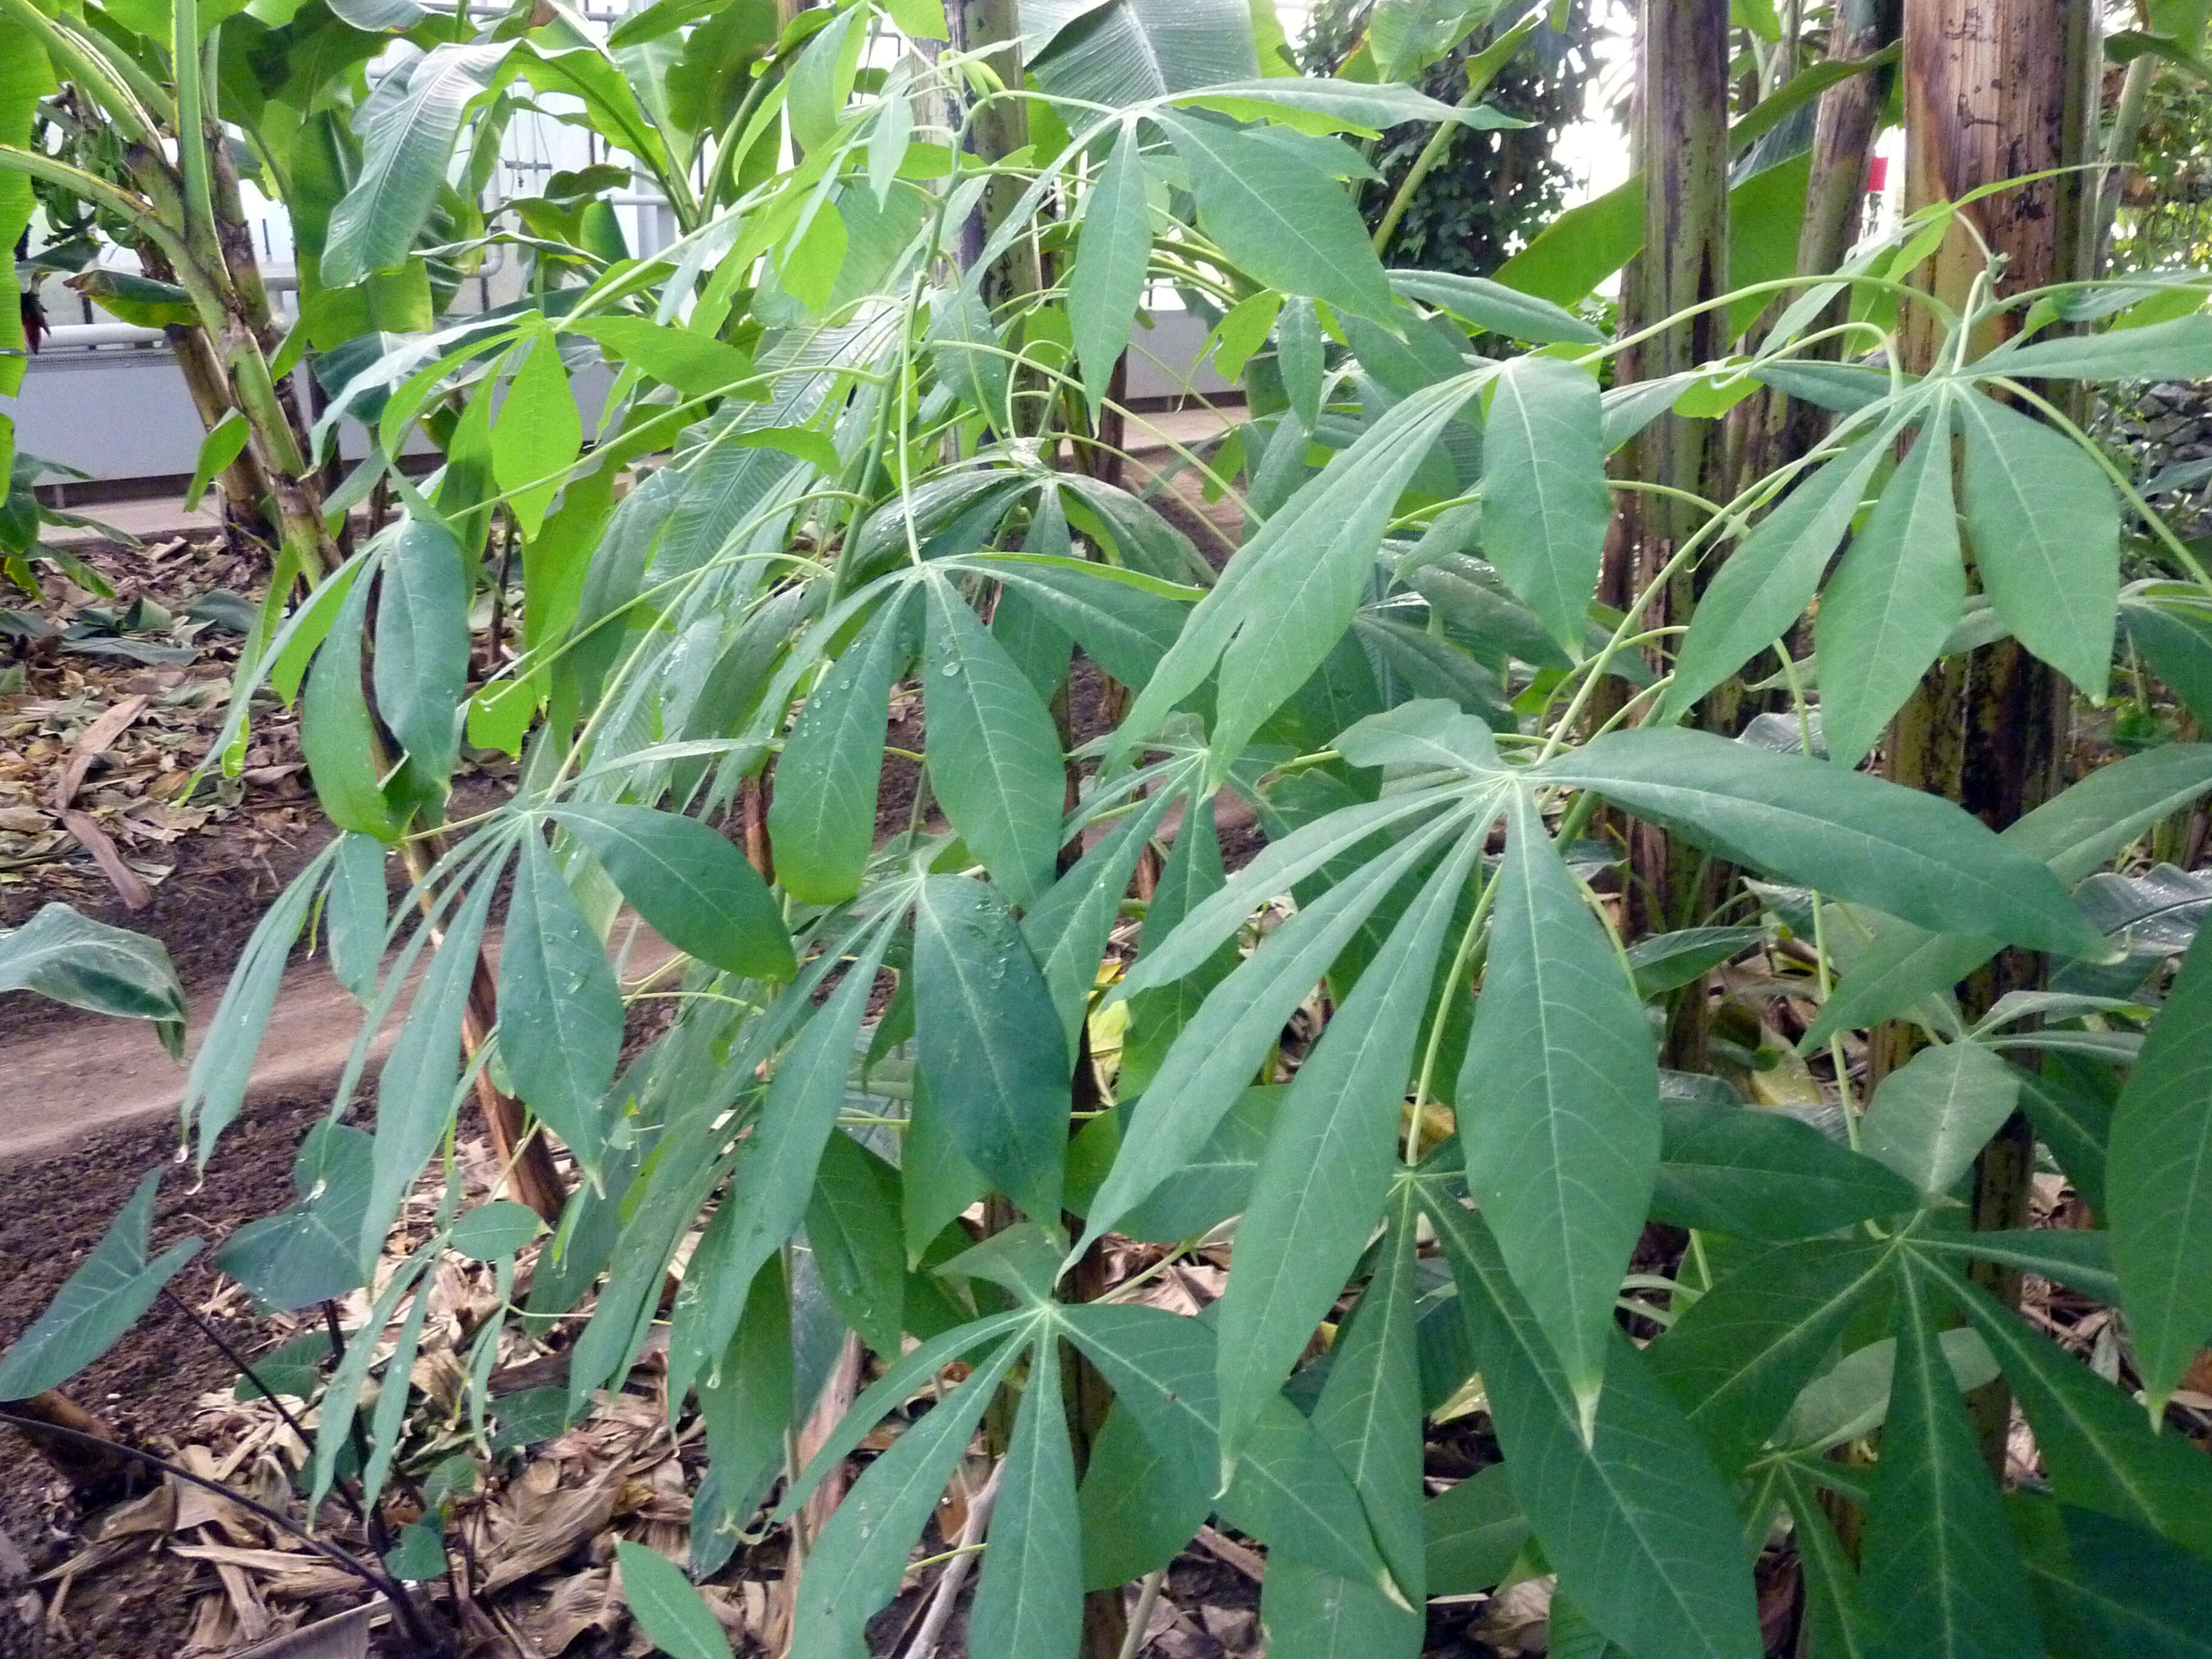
[1607,0,1732,1063]
[1736,0,1900,487]
[1889,0,2097,1475]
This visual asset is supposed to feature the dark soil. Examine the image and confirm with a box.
[0,1085,343,1659]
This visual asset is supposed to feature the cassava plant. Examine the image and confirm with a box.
[10,0,2212,1654]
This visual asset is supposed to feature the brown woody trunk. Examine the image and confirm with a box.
[1889,0,2097,1474]
[1608,0,1732,1063]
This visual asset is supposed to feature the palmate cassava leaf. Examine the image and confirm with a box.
[2108,923,2212,1408]
[1859,1040,2022,1198]
[1081,805,1473,1247]
[1533,728,2105,959]
[1812,394,1964,770]
[1651,1094,1921,1239]
[913,875,1069,1223]
[497,830,623,1176]
[1214,833,1481,1463]
[768,586,915,905]
[549,803,793,980]
[1459,788,1658,1423]
[1477,353,1614,652]
[0,1168,201,1399]
[1858,1264,2043,1659]
[2009,1496,2212,1658]
[1425,1197,1762,1659]
[1112,374,1486,765]
[968,1338,1083,1659]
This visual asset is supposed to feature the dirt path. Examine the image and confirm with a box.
[0,922,680,1163]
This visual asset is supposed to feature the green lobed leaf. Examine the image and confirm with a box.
[2108,923,2212,1408]
[768,588,914,906]
[968,1338,1084,1659]
[1972,313,2212,382]
[497,831,623,1175]
[491,333,584,539]
[805,1131,908,1354]
[1477,354,1614,651]
[1859,1040,2022,1198]
[1389,268,1604,344]
[1858,1265,2043,1659]
[1423,1464,1529,1595]
[1259,1555,1423,1659]
[0,902,185,1037]
[1813,397,1965,770]
[1458,789,1658,1421]
[1158,110,1396,326]
[2009,1497,2212,1658]
[1083,810,1469,1247]
[0,1168,201,1400]
[1427,1198,1763,1659]
[1652,1095,1921,1240]
[1217,837,1477,1462]
[1533,728,2105,959]
[551,804,794,980]
[326,833,387,1006]
[923,574,1067,910]
[913,875,1070,1223]
[1645,1236,1894,1476]
[1955,390,2117,698]
[301,568,401,840]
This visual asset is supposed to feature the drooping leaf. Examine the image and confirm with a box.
[0,1168,200,1400]
[498,831,622,1174]
[1458,789,1658,1421]
[1814,398,1965,770]
[0,902,185,1043]
[913,876,1070,1223]
[1858,1265,2043,1659]
[1859,1040,2021,1198]
[1652,1095,1921,1239]
[1478,354,1614,651]
[968,1338,1083,1659]
[1427,1199,1763,1659]
[1259,1555,1423,1659]
[1952,390,2119,699]
[551,804,794,980]
[2108,924,2212,1408]
[301,569,401,840]
[923,574,1067,910]
[1388,268,1604,345]
[1534,728,2105,960]
[326,833,387,1005]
